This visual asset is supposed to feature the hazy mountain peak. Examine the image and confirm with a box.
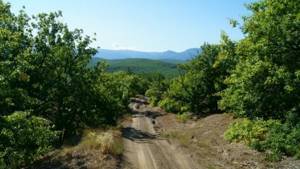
[95,48,201,61]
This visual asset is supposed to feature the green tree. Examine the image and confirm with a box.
[213,32,238,92]
[159,44,221,114]
[0,2,32,115]
[219,0,300,121]
[0,112,59,169]
[0,1,147,167]
[220,0,300,160]
[145,73,168,106]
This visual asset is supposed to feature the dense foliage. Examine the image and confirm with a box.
[90,58,182,78]
[145,73,168,106]
[0,112,59,168]
[0,1,145,167]
[154,43,223,114]
[149,33,238,115]
[220,0,300,159]
[219,0,300,121]
[225,119,300,161]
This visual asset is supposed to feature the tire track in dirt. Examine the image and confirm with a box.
[122,102,200,169]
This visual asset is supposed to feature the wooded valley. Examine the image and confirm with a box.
[0,0,300,168]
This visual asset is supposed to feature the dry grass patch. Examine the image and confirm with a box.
[31,129,123,169]
[161,130,191,146]
[61,129,124,156]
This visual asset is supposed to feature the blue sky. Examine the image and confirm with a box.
[5,0,253,52]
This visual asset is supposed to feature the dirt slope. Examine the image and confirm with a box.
[122,103,200,169]
[156,113,300,169]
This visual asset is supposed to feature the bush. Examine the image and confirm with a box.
[158,98,182,113]
[0,111,59,169]
[74,129,123,156]
[176,112,191,123]
[145,73,168,106]
[225,119,300,161]
[145,88,161,106]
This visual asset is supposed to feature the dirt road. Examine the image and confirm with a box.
[122,101,200,169]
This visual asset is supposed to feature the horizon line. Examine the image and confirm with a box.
[98,47,200,53]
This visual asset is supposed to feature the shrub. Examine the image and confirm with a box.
[225,119,300,161]
[158,98,182,113]
[78,129,123,156]
[0,111,59,169]
[145,74,168,106]
[145,88,161,106]
[176,112,191,123]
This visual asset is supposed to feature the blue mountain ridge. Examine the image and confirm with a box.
[94,48,201,61]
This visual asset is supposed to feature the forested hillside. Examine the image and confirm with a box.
[90,58,182,78]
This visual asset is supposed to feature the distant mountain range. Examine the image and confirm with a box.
[94,48,201,61]
[89,58,181,78]
[91,48,201,77]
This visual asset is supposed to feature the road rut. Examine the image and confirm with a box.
[122,103,200,169]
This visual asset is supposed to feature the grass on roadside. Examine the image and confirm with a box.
[61,128,124,156]
[161,130,191,146]
[176,112,191,123]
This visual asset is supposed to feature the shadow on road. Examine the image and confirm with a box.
[122,127,156,142]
